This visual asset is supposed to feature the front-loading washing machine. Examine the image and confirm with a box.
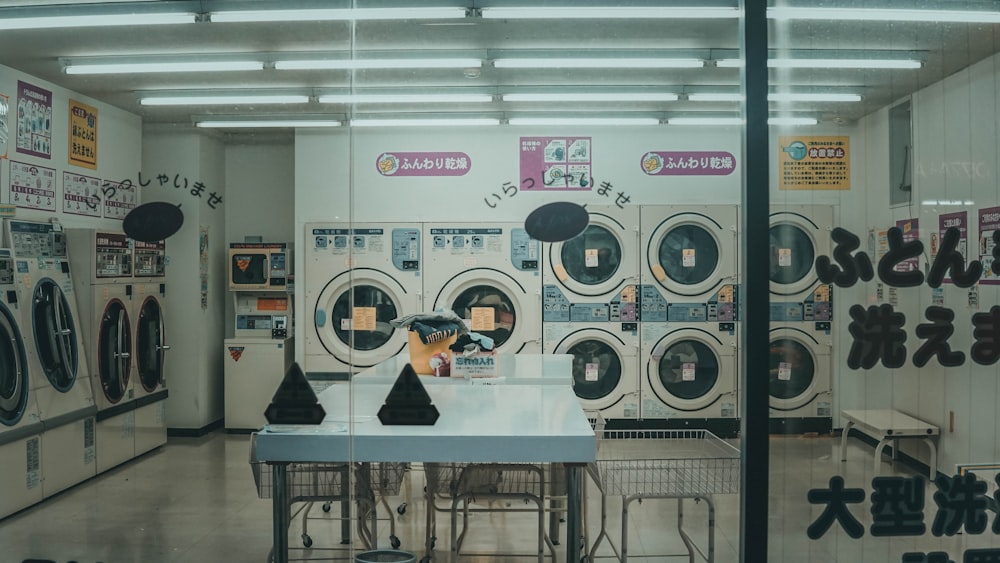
[66,228,136,474]
[544,204,639,304]
[0,248,45,519]
[769,206,833,300]
[5,220,96,497]
[423,224,541,354]
[640,205,738,300]
[543,319,639,421]
[768,292,833,433]
[131,239,169,456]
[305,223,422,375]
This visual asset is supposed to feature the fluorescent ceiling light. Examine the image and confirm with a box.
[196,120,341,128]
[668,117,744,126]
[718,58,921,69]
[769,93,862,102]
[503,93,679,102]
[481,7,739,19]
[769,117,819,125]
[350,118,500,127]
[687,93,743,102]
[276,58,482,70]
[211,7,466,23]
[509,117,660,126]
[66,61,264,75]
[0,13,196,30]
[318,94,493,104]
[140,95,310,106]
[495,58,704,69]
[769,7,1000,23]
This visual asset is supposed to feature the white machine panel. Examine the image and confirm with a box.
[224,338,294,431]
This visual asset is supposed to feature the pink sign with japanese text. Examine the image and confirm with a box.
[640,151,737,176]
[519,136,592,191]
[978,206,1000,285]
[376,152,471,176]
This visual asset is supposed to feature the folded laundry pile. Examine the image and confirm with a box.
[449,332,496,356]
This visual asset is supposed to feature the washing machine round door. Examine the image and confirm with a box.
[769,213,820,296]
[136,296,167,393]
[769,328,828,411]
[548,213,633,298]
[434,269,535,353]
[646,212,735,297]
[553,328,632,410]
[97,298,132,403]
[646,329,734,411]
[32,278,80,392]
[313,270,411,368]
[0,301,29,425]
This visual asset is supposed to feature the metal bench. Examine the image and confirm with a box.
[840,409,939,479]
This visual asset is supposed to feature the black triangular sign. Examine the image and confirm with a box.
[270,362,318,405]
[378,363,439,425]
[264,363,326,425]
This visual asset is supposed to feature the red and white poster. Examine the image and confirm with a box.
[9,160,55,211]
[978,206,1000,285]
[519,136,591,191]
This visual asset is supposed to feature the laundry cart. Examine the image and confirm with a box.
[586,428,739,563]
[250,435,407,560]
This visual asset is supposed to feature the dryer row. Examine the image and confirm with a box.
[0,221,169,520]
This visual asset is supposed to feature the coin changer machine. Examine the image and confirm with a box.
[223,242,294,432]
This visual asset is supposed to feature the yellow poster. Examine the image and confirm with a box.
[69,99,98,169]
[778,136,849,190]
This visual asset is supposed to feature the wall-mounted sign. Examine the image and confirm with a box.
[0,93,8,159]
[640,151,736,176]
[375,151,471,176]
[519,136,592,190]
[938,211,969,285]
[62,171,101,217]
[979,206,1000,285]
[68,99,98,170]
[102,179,138,219]
[15,80,51,159]
[9,160,55,211]
[778,135,850,190]
[894,219,920,274]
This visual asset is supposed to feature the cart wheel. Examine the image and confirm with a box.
[390,535,401,549]
[322,502,331,513]
[420,558,431,563]
[302,534,313,548]
[397,502,407,515]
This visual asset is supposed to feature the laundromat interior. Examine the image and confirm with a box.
[1,2,1000,562]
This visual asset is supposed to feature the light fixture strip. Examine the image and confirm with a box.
[667,117,818,125]
[66,61,265,75]
[0,13,196,30]
[768,7,1000,23]
[717,58,921,69]
[503,93,679,102]
[196,120,342,128]
[318,94,493,104]
[508,117,661,126]
[140,95,310,106]
[275,58,482,70]
[210,7,466,23]
[350,118,501,127]
[481,7,740,19]
[495,58,704,69]
[690,93,861,102]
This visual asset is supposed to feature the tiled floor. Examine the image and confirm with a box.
[1,431,997,562]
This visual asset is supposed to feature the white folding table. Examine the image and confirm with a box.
[253,377,596,563]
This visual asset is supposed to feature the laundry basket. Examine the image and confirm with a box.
[355,549,416,563]
[407,329,457,375]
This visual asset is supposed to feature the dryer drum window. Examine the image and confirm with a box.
[768,224,815,285]
[658,340,720,400]
[561,225,622,286]
[658,224,720,285]
[32,280,78,392]
[568,339,622,400]
[137,298,164,392]
[768,338,816,399]
[332,285,398,351]
[0,306,27,423]
[98,300,131,403]
[450,285,516,347]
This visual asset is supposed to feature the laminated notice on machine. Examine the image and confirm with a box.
[451,353,499,378]
[683,249,695,267]
[778,362,792,381]
[778,248,792,267]
[585,361,599,382]
[682,363,696,381]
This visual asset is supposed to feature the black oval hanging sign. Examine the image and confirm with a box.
[123,202,184,242]
[524,201,590,243]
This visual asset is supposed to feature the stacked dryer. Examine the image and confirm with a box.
[305,224,423,375]
[768,206,834,433]
[5,220,97,497]
[639,205,739,435]
[423,224,541,354]
[0,248,44,519]
[542,205,640,420]
[131,240,169,455]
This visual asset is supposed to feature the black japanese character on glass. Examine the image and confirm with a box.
[502,182,517,197]
[927,227,982,288]
[932,473,989,536]
[807,476,865,539]
[965,548,1000,563]
[207,192,223,210]
[871,475,926,537]
[520,177,536,190]
[137,171,151,187]
[903,553,954,563]
[597,181,613,197]
[615,192,630,208]
[816,227,874,288]
[156,173,169,186]
[847,304,907,369]
[971,306,1000,366]
[994,474,1000,534]
[913,307,965,368]
[878,226,925,287]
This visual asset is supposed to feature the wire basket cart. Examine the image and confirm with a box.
[586,429,740,563]
[250,434,407,561]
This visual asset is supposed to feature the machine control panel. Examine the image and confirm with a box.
[234,294,291,339]
[133,240,166,277]
[311,228,419,272]
[510,228,540,272]
[429,228,503,261]
[95,232,132,278]
[0,253,12,285]
[8,220,67,258]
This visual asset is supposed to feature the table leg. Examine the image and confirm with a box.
[923,437,938,480]
[565,463,584,563]
[272,463,289,563]
[873,439,889,475]
[839,420,855,462]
